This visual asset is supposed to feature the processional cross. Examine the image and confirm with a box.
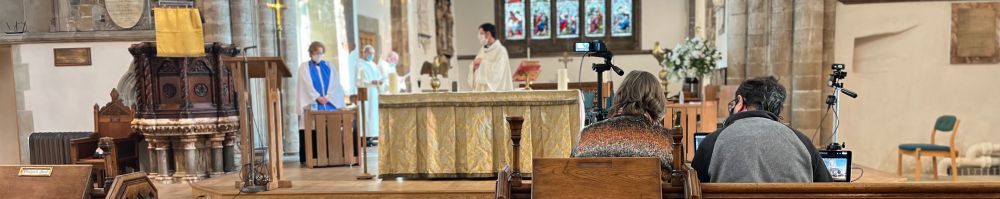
[266,0,287,31]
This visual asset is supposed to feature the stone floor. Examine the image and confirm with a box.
[158,146,381,199]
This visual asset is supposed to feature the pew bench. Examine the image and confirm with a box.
[496,115,1000,199]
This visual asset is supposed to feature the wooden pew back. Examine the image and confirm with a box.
[302,109,358,168]
[532,158,663,199]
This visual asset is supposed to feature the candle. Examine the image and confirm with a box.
[388,73,399,94]
[557,69,569,90]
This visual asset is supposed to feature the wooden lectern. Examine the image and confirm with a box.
[223,57,292,191]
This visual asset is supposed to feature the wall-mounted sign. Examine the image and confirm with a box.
[53,48,92,67]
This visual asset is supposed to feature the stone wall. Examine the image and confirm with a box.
[721,0,834,145]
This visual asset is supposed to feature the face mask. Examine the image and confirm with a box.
[366,54,374,61]
[311,54,322,63]
[478,33,488,46]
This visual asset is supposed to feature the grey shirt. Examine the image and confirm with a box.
[691,111,833,183]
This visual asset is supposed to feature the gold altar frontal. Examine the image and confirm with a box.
[378,90,584,179]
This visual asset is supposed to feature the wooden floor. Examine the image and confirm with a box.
[172,147,496,199]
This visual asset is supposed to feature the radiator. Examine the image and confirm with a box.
[28,132,93,164]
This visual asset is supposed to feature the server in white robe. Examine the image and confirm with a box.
[468,23,514,92]
[356,45,385,138]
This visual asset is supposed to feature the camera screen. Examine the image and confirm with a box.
[823,158,849,182]
[574,42,590,52]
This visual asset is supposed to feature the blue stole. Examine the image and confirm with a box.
[309,60,337,111]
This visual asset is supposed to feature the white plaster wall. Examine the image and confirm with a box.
[834,2,1000,174]
[14,42,135,132]
[448,0,690,92]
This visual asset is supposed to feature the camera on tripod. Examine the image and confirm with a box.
[829,64,847,88]
[574,40,624,123]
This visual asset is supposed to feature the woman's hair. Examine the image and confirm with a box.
[609,71,666,122]
[308,41,325,54]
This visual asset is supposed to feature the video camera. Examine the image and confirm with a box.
[574,40,624,123]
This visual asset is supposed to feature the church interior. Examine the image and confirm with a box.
[2,0,1000,198]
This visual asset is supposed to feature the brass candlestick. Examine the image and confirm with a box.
[652,42,671,93]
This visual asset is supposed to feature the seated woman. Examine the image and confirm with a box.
[573,71,674,172]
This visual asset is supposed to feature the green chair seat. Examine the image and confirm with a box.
[899,143,950,151]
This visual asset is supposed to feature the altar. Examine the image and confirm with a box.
[377,90,584,179]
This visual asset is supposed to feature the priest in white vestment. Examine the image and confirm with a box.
[357,45,385,138]
[468,23,514,92]
[297,42,347,123]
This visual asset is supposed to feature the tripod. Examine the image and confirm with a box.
[825,64,858,151]
[590,52,624,122]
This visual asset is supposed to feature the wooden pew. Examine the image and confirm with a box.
[664,101,718,162]
[497,116,1000,199]
[302,108,359,168]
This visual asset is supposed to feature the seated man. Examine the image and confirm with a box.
[692,77,832,183]
[573,71,674,172]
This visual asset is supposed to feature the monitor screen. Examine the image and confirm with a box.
[574,42,590,52]
[693,133,709,151]
[820,150,852,182]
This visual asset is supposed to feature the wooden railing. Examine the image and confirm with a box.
[497,116,1000,199]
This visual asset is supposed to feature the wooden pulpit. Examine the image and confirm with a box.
[222,57,292,190]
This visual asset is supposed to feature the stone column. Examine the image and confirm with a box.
[200,0,233,44]
[818,0,838,146]
[257,0,278,56]
[225,132,238,172]
[791,0,825,142]
[230,0,258,52]
[745,0,769,78]
[145,137,159,178]
[180,136,203,182]
[210,134,226,177]
[769,0,794,119]
[281,0,302,155]
[725,0,747,85]
[153,137,172,183]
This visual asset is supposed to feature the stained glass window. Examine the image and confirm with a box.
[505,0,526,40]
[531,1,551,40]
[584,0,605,37]
[556,0,580,38]
[611,0,632,37]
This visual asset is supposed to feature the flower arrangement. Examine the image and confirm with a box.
[663,37,722,80]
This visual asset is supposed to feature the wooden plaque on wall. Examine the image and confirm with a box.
[951,2,1000,64]
[53,48,92,66]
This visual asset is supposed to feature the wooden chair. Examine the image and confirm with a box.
[105,172,157,199]
[70,89,142,189]
[302,108,359,168]
[898,115,961,181]
[663,101,718,162]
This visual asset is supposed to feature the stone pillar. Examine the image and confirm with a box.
[745,0,769,78]
[153,138,172,183]
[257,0,278,56]
[281,0,302,155]
[230,0,258,52]
[818,0,838,145]
[180,136,203,182]
[791,0,825,142]
[200,0,233,44]
[769,0,794,119]
[725,0,747,85]
[145,138,159,178]
[225,132,238,172]
[210,134,226,177]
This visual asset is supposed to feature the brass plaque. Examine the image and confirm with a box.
[951,3,1000,64]
[18,167,53,177]
[53,48,92,66]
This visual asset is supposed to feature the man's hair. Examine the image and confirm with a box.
[610,71,666,122]
[735,76,786,116]
[479,23,498,39]
[308,41,325,54]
